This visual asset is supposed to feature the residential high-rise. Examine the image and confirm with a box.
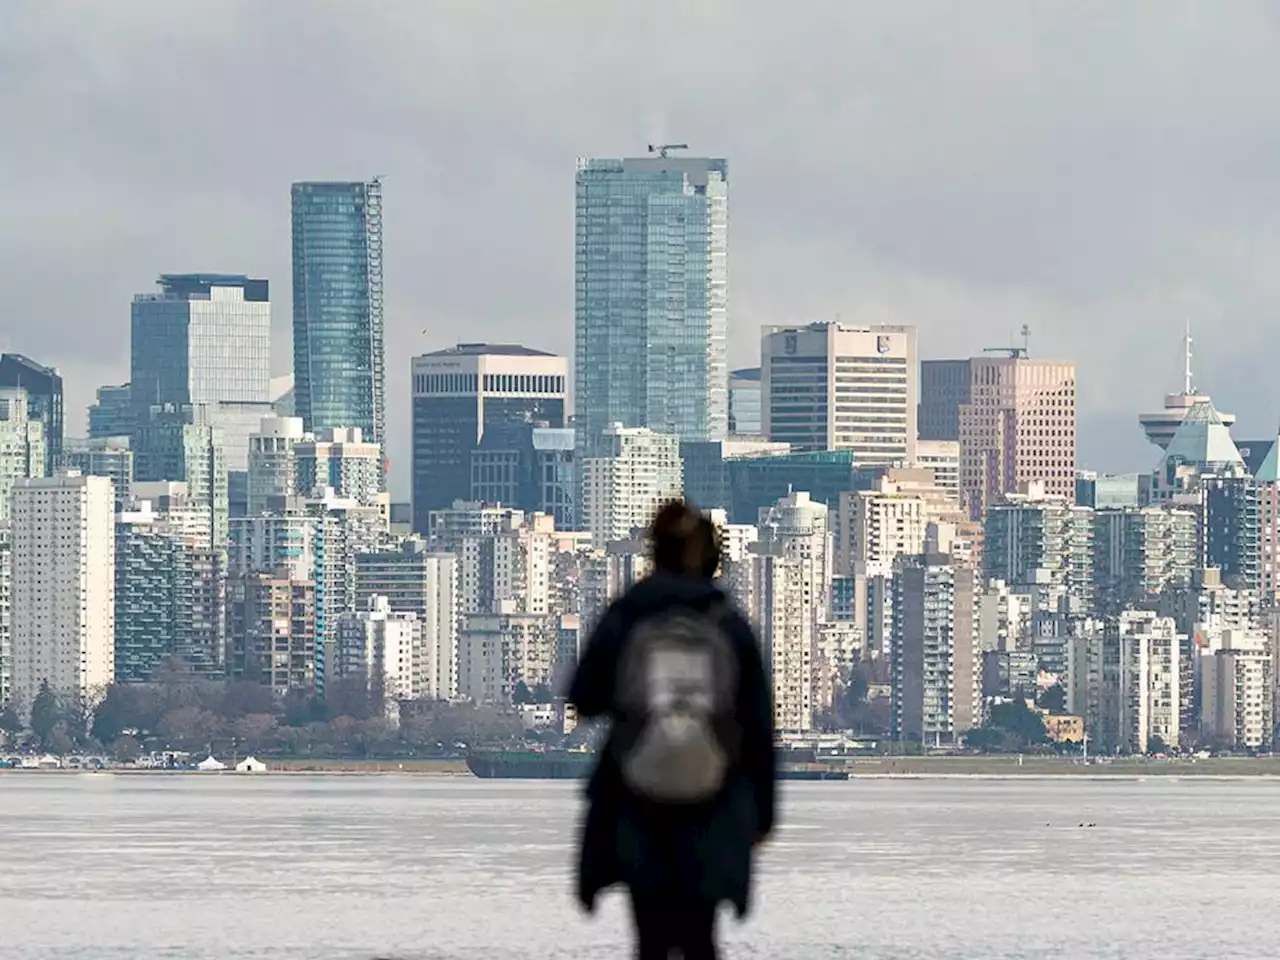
[582,424,683,545]
[229,574,316,694]
[335,596,424,704]
[891,553,982,744]
[0,523,10,706]
[296,427,384,505]
[951,355,1077,518]
[88,383,133,439]
[247,416,307,516]
[59,437,133,504]
[1102,610,1183,754]
[132,404,228,546]
[291,180,385,446]
[574,153,729,454]
[761,321,918,465]
[114,501,195,683]
[410,343,567,532]
[983,482,1094,608]
[1200,629,1272,751]
[354,540,458,700]
[1254,435,1280,603]
[0,388,47,521]
[130,274,273,472]
[459,610,556,705]
[0,354,63,474]
[1093,506,1197,615]
[10,473,115,709]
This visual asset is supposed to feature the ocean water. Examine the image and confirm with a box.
[1,775,1278,959]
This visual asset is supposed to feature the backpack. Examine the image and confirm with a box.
[614,603,740,804]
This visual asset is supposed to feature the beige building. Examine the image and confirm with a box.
[1201,629,1273,751]
[10,473,115,710]
[924,355,1076,518]
[762,321,918,465]
[582,424,683,546]
[459,608,556,705]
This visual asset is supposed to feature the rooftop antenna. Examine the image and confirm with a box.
[648,143,689,159]
[1183,320,1194,395]
[1021,324,1031,358]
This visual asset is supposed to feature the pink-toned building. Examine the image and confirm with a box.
[951,356,1077,519]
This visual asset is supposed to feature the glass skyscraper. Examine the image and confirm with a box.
[130,273,273,473]
[291,180,386,449]
[574,154,728,455]
[0,354,63,474]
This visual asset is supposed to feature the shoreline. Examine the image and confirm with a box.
[7,756,1280,778]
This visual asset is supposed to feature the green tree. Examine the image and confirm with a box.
[110,735,143,762]
[1037,683,1067,714]
[512,681,534,705]
[531,683,554,704]
[1147,734,1170,756]
[0,702,23,740]
[30,681,59,751]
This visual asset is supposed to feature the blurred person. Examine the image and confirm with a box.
[569,501,776,960]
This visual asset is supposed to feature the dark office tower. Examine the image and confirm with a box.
[0,354,63,474]
[918,359,971,443]
[88,383,133,439]
[291,180,385,448]
[410,344,567,534]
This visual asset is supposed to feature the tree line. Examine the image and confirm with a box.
[1,659,533,761]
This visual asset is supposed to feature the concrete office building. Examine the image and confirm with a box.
[762,322,918,465]
[0,388,46,521]
[575,153,729,454]
[10,473,115,709]
[582,425,683,545]
[922,355,1077,518]
[411,344,567,532]
[291,181,385,446]
[0,355,62,474]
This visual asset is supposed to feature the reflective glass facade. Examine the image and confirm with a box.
[291,180,385,447]
[574,156,728,455]
[0,354,63,474]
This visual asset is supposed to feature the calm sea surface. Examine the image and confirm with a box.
[1,774,1278,959]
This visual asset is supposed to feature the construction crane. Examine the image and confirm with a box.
[983,324,1031,359]
[648,143,689,159]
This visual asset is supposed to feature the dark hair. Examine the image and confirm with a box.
[650,500,722,579]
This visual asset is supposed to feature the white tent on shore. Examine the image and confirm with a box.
[235,756,267,773]
[196,756,226,771]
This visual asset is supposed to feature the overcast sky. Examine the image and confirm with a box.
[5,1,1280,497]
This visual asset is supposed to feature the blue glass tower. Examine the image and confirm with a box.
[574,153,728,455]
[291,180,386,449]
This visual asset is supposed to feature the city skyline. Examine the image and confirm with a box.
[7,3,1280,495]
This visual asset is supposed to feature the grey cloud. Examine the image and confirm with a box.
[4,0,1280,493]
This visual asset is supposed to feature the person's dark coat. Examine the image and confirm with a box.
[568,570,776,918]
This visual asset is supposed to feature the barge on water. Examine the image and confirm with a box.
[466,749,849,781]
